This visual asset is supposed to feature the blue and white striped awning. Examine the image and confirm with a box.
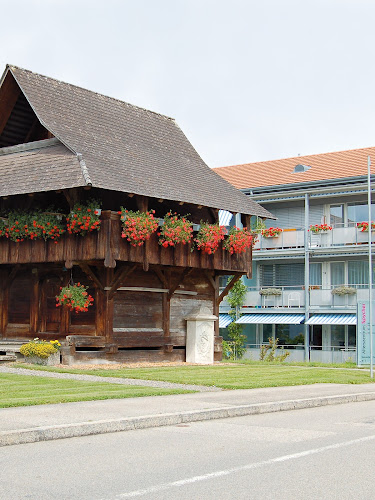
[306,314,357,325]
[236,314,305,325]
[218,210,233,226]
[219,314,233,328]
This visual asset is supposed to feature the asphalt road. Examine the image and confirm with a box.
[1,401,375,500]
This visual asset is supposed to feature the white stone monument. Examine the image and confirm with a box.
[185,305,218,364]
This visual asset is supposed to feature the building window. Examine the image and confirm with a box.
[330,204,344,226]
[310,263,322,286]
[260,263,304,287]
[347,202,375,225]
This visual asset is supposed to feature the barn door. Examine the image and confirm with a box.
[40,277,61,333]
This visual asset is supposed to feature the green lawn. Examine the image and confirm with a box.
[15,362,375,390]
[0,373,191,408]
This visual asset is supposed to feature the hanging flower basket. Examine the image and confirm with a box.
[309,224,332,233]
[261,227,282,238]
[66,200,101,236]
[20,338,61,365]
[356,221,375,232]
[158,212,193,247]
[119,208,158,246]
[56,283,94,313]
[194,222,226,254]
[331,286,357,296]
[223,226,255,254]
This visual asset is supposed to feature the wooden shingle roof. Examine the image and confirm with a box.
[0,65,272,218]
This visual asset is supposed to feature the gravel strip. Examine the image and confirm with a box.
[0,366,221,392]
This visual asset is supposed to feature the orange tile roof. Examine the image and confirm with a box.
[213,146,375,190]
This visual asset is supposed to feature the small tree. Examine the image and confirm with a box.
[225,277,247,360]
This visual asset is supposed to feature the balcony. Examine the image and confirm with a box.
[220,284,373,312]
[0,211,252,274]
[253,224,375,254]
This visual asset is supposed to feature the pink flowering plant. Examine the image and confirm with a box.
[309,224,332,233]
[261,227,282,238]
[56,283,94,313]
[66,200,101,236]
[356,221,375,232]
[195,222,226,254]
[158,212,193,247]
[223,226,255,254]
[119,208,158,246]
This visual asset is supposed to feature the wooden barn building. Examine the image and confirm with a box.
[0,65,271,364]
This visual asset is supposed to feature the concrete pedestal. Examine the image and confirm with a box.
[185,305,218,364]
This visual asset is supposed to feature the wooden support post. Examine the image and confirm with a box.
[30,271,40,335]
[59,273,70,336]
[213,275,220,337]
[0,270,8,337]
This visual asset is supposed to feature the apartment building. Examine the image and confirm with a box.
[215,147,375,363]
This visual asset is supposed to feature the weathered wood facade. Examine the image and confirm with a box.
[0,65,272,363]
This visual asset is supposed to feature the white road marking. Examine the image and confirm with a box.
[109,434,375,498]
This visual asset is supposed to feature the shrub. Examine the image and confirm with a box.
[20,339,61,359]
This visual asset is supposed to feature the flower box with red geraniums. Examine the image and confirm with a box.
[261,227,282,238]
[356,221,375,232]
[119,208,158,246]
[223,226,256,254]
[56,283,94,313]
[66,200,101,236]
[194,222,226,254]
[309,224,332,233]
[0,211,65,243]
[158,212,193,248]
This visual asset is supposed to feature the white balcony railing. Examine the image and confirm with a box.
[220,284,373,311]
[253,224,375,252]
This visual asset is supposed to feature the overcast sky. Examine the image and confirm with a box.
[1,0,374,168]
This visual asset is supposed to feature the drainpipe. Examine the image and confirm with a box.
[304,193,310,362]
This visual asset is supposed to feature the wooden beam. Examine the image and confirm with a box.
[203,270,216,291]
[0,73,20,136]
[153,266,168,288]
[168,267,193,299]
[217,274,243,305]
[136,195,148,213]
[108,263,137,299]
[62,188,79,210]
[6,265,20,287]
[79,263,105,291]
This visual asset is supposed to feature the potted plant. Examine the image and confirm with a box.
[20,338,61,366]
[309,224,332,233]
[261,227,282,238]
[259,288,282,296]
[223,226,255,254]
[194,222,226,254]
[56,283,94,313]
[356,221,375,232]
[119,208,158,246]
[331,286,357,296]
[66,200,101,236]
[158,212,193,247]
[0,210,66,243]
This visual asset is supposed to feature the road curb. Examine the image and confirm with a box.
[2,391,375,447]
